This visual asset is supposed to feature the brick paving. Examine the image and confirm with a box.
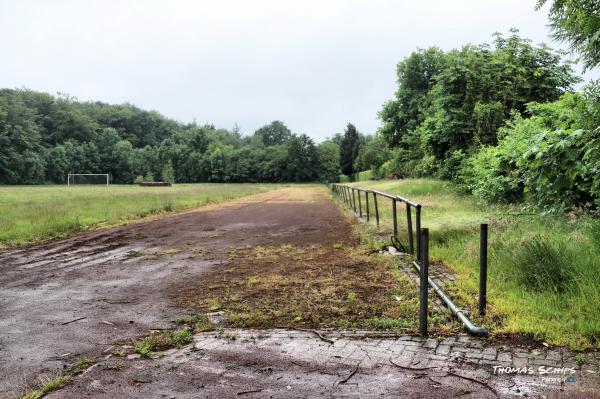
[192,329,600,397]
[51,328,600,398]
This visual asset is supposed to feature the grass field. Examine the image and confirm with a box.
[347,179,600,350]
[0,183,280,250]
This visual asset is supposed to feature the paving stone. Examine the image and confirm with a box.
[440,337,457,345]
[468,340,483,349]
[513,351,530,359]
[457,335,471,343]
[435,344,451,355]
[496,352,512,363]
[423,338,439,349]
[512,357,529,368]
[389,352,415,367]
[451,346,470,353]
[545,351,562,362]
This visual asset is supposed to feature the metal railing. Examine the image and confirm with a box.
[330,183,489,337]
[331,183,422,259]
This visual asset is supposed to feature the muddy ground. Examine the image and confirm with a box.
[0,188,348,398]
[1,187,598,398]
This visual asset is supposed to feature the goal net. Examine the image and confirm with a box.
[67,173,110,186]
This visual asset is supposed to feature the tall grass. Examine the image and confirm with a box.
[0,183,279,249]
[348,179,600,349]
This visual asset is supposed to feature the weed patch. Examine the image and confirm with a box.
[135,329,193,358]
[73,357,95,372]
[177,243,445,333]
[176,314,215,333]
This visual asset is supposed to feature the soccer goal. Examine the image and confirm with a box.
[67,173,110,186]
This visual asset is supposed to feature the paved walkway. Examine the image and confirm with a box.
[51,329,600,398]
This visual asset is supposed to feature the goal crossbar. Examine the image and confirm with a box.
[67,173,110,186]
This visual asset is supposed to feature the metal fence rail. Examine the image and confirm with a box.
[330,183,489,337]
[331,183,422,258]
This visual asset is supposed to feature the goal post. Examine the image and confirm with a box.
[67,173,110,186]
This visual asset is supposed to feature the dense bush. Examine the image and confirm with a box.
[463,86,600,211]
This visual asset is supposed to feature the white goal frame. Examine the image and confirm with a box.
[67,173,110,186]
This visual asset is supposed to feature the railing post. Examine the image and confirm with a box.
[419,228,429,336]
[344,186,349,205]
[392,198,398,239]
[365,191,370,222]
[374,193,379,227]
[358,190,363,218]
[415,205,422,262]
[406,204,414,254]
[352,188,357,213]
[479,223,488,316]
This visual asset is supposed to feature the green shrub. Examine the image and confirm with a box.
[355,170,373,181]
[412,155,438,178]
[161,161,175,184]
[437,149,467,181]
[338,174,350,183]
[462,146,523,203]
[143,171,154,182]
[461,91,600,209]
[378,159,395,178]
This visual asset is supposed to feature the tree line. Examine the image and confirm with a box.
[0,90,345,184]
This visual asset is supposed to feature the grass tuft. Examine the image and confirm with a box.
[21,375,72,399]
[513,235,575,292]
[134,329,193,358]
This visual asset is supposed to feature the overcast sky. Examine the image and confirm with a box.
[1,0,598,141]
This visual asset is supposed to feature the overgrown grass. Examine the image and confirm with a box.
[180,242,455,334]
[0,183,281,249]
[348,179,600,350]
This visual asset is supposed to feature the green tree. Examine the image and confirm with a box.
[253,121,292,146]
[354,135,391,173]
[537,0,600,70]
[161,160,175,184]
[378,47,446,148]
[379,31,579,179]
[317,141,340,182]
[339,123,360,176]
[260,145,288,182]
[285,134,319,182]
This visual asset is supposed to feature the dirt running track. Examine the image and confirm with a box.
[0,188,350,398]
[1,187,599,398]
